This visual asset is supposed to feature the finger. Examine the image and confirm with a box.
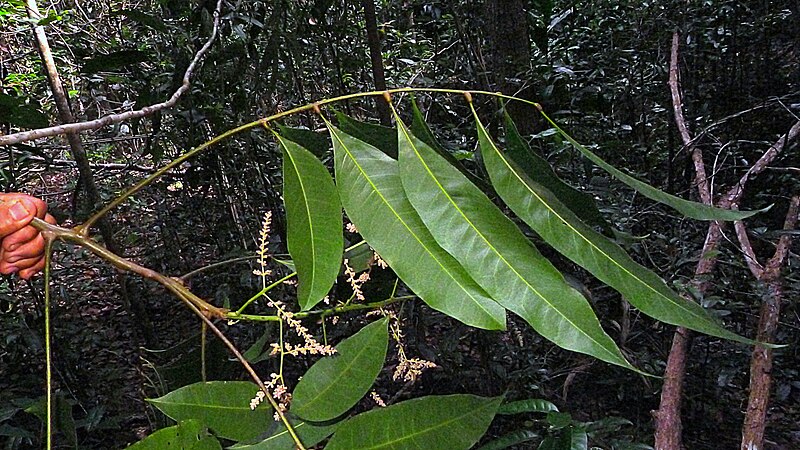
[19,258,46,280]
[45,213,57,225]
[0,258,19,275]
[0,199,37,238]
[0,194,47,218]
[4,254,39,273]
[2,225,38,252]
[4,234,45,263]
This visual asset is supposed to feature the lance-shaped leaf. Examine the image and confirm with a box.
[324,395,503,450]
[328,123,506,331]
[396,119,636,371]
[278,133,343,310]
[148,381,271,442]
[538,109,765,221]
[478,110,753,345]
[502,110,611,233]
[292,318,389,422]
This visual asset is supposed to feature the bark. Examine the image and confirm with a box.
[361,0,391,126]
[486,0,535,133]
[740,196,799,450]
[656,32,800,449]
[655,33,716,449]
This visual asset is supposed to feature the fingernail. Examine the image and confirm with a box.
[9,202,30,221]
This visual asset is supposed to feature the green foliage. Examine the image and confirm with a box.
[329,122,507,330]
[147,381,271,442]
[477,108,753,344]
[396,117,635,370]
[324,395,503,450]
[291,318,389,421]
[278,133,343,310]
[228,420,338,449]
[538,111,765,221]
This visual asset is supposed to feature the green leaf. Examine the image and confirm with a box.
[292,318,389,422]
[278,133,343,310]
[127,420,220,449]
[396,120,636,371]
[324,395,502,450]
[80,50,149,74]
[478,111,753,345]
[335,111,398,158]
[329,124,506,330]
[147,381,271,442]
[277,125,330,157]
[409,96,491,191]
[538,110,765,221]
[229,420,339,449]
[110,9,167,32]
[497,399,559,415]
[502,110,611,233]
[476,430,541,450]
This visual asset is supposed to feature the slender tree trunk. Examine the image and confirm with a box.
[362,0,391,126]
[740,196,798,450]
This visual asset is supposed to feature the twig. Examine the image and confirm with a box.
[0,0,223,147]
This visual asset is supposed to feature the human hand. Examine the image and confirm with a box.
[0,193,57,279]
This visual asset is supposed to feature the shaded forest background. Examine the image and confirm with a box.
[1,0,798,448]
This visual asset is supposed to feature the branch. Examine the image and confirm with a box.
[765,195,799,276]
[0,0,223,147]
[669,31,711,204]
[733,215,765,279]
[720,119,800,208]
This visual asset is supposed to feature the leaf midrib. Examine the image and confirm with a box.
[328,126,501,324]
[482,121,715,328]
[397,123,619,363]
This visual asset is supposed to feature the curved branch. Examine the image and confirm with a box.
[30,216,306,449]
[0,0,224,147]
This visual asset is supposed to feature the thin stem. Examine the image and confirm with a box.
[43,236,54,450]
[81,88,539,230]
[179,255,259,281]
[201,322,207,382]
[235,272,297,315]
[175,290,305,449]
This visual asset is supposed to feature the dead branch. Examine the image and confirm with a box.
[669,31,711,204]
[720,120,800,208]
[0,0,223,147]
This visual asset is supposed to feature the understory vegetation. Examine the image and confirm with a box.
[0,1,798,449]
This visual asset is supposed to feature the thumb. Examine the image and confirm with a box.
[0,199,36,238]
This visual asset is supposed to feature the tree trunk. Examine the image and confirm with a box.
[486,0,535,133]
[362,0,391,126]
